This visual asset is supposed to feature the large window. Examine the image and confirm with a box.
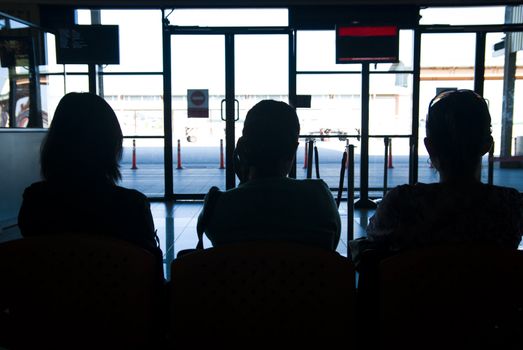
[94,10,164,197]
[419,33,476,184]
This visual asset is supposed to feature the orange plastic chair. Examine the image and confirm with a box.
[379,244,523,350]
[0,234,163,350]
[169,241,355,346]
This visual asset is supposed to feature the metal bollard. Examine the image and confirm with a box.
[176,139,183,170]
[388,138,394,169]
[383,137,389,197]
[347,144,355,242]
[488,141,494,185]
[306,139,314,179]
[303,140,308,169]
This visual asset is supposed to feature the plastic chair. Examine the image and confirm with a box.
[168,241,355,346]
[0,234,163,350]
[378,244,523,350]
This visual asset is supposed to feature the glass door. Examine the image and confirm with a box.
[169,28,290,197]
[171,34,226,194]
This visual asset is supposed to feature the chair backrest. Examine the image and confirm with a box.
[379,244,523,349]
[0,234,161,350]
[169,241,355,345]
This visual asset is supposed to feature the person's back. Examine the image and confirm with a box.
[199,100,341,251]
[366,182,522,251]
[351,89,523,262]
[18,93,162,272]
[19,181,159,254]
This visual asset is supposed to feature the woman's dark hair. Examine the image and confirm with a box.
[41,92,123,184]
[426,89,491,177]
[242,100,300,170]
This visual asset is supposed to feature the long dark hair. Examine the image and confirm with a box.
[41,92,123,184]
[426,89,491,178]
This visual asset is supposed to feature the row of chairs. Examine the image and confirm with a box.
[0,235,522,349]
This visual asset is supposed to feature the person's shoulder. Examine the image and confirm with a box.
[379,183,433,207]
[384,183,420,197]
[483,184,521,201]
[287,178,330,190]
[23,181,50,197]
[24,181,49,191]
[485,183,520,194]
[113,185,148,202]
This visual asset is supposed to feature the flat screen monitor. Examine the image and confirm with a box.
[336,25,399,64]
[55,25,119,65]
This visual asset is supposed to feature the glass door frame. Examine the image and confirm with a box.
[163,23,294,200]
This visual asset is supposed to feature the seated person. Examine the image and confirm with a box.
[198,100,341,251]
[18,92,164,279]
[350,89,523,265]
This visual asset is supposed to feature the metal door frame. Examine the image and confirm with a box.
[162,23,293,199]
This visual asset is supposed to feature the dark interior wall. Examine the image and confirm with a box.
[1,1,518,27]
[7,0,523,6]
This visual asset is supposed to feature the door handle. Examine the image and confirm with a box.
[221,99,240,121]
[234,99,240,121]
[220,99,226,121]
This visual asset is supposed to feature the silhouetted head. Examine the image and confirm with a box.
[425,89,492,182]
[41,92,123,184]
[237,100,300,178]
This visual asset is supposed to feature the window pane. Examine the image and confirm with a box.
[235,34,289,144]
[170,9,288,27]
[369,74,413,135]
[0,67,9,127]
[418,33,476,184]
[296,74,361,188]
[297,74,361,135]
[41,33,63,74]
[43,75,89,126]
[171,35,225,194]
[370,30,414,72]
[101,75,163,137]
[297,31,360,72]
[100,10,163,72]
[120,137,164,197]
[484,32,523,192]
[420,7,507,25]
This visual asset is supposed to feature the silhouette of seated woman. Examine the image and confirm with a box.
[18,92,163,276]
[198,100,341,251]
[350,89,523,264]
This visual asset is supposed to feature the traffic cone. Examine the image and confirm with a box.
[388,139,394,169]
[219,139,225,169]
[131,139,138,170]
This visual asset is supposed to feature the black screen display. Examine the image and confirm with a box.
[56,25,119,65]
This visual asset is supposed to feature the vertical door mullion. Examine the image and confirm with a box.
[355,63,375,208]
[410,29,421,185]
[289,30,297,179]
[163,18,174,199]
[225,33,236,190]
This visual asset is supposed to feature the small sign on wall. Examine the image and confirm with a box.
[187,89,209,118]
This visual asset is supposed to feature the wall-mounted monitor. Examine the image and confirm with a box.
[336,25,399,64]
[55,25,119,65]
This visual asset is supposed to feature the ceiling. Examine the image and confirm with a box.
[3,0,521,7]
